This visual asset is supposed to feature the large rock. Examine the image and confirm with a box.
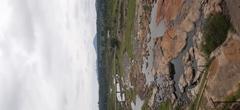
[152,37,171,75]
[179,2,200,32]
[160,28,187,61]
[156,0,183,25]
[204,32,240,108]
[153,0,202,77]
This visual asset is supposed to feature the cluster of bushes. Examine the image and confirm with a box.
[111,37,120,49]
[202,13,231,56]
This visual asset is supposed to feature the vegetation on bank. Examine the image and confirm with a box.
[96,0,120,109]
[190,13,231,110]
[202,13,231,56]
[97,0,136,109]
[123,0,136,58]
[158,100,172,110]
[223,85,240,110]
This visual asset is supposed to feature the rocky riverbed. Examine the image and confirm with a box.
[113,0,240,109]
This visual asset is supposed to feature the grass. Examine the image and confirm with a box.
[226,87,240,101]
[107,48,117,110]
[125,88,137,103]
[112,0,137,107]
[222,84,240,109]
[190,13,231,110]
[158,100,173,110]
[114,0,136,82]
[102,0,121,109]
[121,0,136,59]
[202,13,231,56]
[101,0,137,109]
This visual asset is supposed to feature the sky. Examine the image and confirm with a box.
[0,0,98,110]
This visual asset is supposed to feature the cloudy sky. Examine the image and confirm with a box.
[0,0,98,110]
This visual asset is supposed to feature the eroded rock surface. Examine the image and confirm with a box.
[156,0,183,25]
[204,32,240,108]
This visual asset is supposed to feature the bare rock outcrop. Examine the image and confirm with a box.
[204,32,240,108]
[156,0,183,25]
[160,28,187,61]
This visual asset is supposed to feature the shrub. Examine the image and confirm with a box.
[111,37,120,49]
[202,13,231,56]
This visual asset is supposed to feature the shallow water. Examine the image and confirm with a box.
[171,31,196,101]
[142,1,167,85]
[149,2,166,38]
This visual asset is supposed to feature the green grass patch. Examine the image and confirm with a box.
[222,84,240,109]
[202,13,231,56]
[101,0,137,109]
[158,100,173,110]
[115,0,136,77]
[122,0,136,58]
[125,88,137,103]
[226,88,240,101]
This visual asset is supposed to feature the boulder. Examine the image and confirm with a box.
[160,28,187,61]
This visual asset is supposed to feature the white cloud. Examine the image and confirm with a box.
[0,0,98,110]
